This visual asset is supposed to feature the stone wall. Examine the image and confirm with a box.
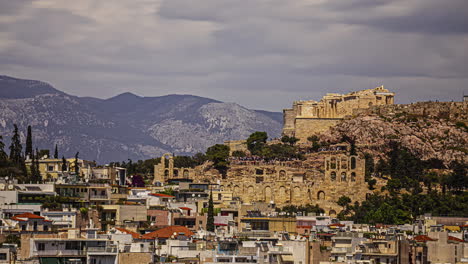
[283,86,395,142]
[294,118,342,142]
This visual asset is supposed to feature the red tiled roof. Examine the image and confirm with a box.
[115,227,141,239]
[141,225,194,239]
[179,207,192,210]
[149,193,175,198]
[448,236,464,242]
[11,212,45,220]
[414,235,437,242]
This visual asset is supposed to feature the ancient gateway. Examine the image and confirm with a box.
[283,86,395,142]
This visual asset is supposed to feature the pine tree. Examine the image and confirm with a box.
[25,125,33,159]
[9,124,22,165]
[54,144,58,159]
[206,190,215,232]
[61,156,67,171]
[0,135,7,165]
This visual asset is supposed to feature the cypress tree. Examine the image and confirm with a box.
[61,156,67,171]
[30,151,37,181]
[35,148,41,182]
[25,125,33,159]
[54,144,58,159]
[206,190,215,232]
[9,124,22,165]
[74,152,79,175]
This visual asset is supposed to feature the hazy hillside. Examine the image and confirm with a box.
[0,75,282,163]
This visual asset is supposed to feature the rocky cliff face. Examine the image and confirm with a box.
[0,75,282,163]
[320,102,468,164]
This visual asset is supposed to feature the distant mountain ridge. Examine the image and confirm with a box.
[0,75,282,163]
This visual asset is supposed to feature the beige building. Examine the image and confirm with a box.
[283,86,395,142]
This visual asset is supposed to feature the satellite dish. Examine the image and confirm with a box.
[8,185,14,190]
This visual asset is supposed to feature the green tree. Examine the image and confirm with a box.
[337,196,351,208]
[364,153,374,181]
[54,144,58,159]
[281,135,299,146]
[206,144,230,175]
[34,148,41,182]
[206,190,215,232]
[0,135,7,165]
[61,156,67,171]
[246,131,268,155]
[9,124,23,166]
[231,150,246,158]
[74,152,80,175]
[25,125,33,158]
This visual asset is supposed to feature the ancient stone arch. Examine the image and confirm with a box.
[278,186,287,204]
[331,171,336,181]
[351,172,356,182]
[233,185,240,196]
[247,186,255,202]
[264,186,273,203]
[317,191,325,200]
[351,157,356,169]
[183,169,189,178]
[341,157,348,169]
[279,170,286,180]
[330,157,337,169]
[341,172,347,182]
[153,153,174,184]
[292,186,301,203]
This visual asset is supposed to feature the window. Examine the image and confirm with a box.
[44,225,49,231]
[38,243,45,251]
[331,172,336,181]
[0,253,7,260]
[48,165,54,171]
[21,225,26,231]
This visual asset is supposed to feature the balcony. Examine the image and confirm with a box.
[89,195,109,200]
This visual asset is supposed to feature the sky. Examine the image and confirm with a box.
[0,0,467,111]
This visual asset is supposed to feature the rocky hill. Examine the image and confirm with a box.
[320,102,468,165]
[0,75,282,163]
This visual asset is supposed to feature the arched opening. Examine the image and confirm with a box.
[351,172,356,182]
[341,157,348,169]
[279,186,287,203]
[329,210,337,216]
[293,186,301,202]
[183,169,189,178]
[164,169,169,177]
[331,171,336,181]
[326,161,330,170]
[264,186,272,202]
[341,172,347,182]
[330,157,337,169]
[317,191,325,200]
[173,170,179,177]
[247,186,255,202]
[351,157,356,169]
[279,170,286,180]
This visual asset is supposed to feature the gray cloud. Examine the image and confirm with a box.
[0,0,466,111]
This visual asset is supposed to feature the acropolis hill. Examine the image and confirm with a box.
[283,86,395,142]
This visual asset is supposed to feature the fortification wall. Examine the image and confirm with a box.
[294,118,342,143]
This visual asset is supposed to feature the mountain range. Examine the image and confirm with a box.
[0,75,282,163]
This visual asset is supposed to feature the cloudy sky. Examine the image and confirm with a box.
[0,0,467,111]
